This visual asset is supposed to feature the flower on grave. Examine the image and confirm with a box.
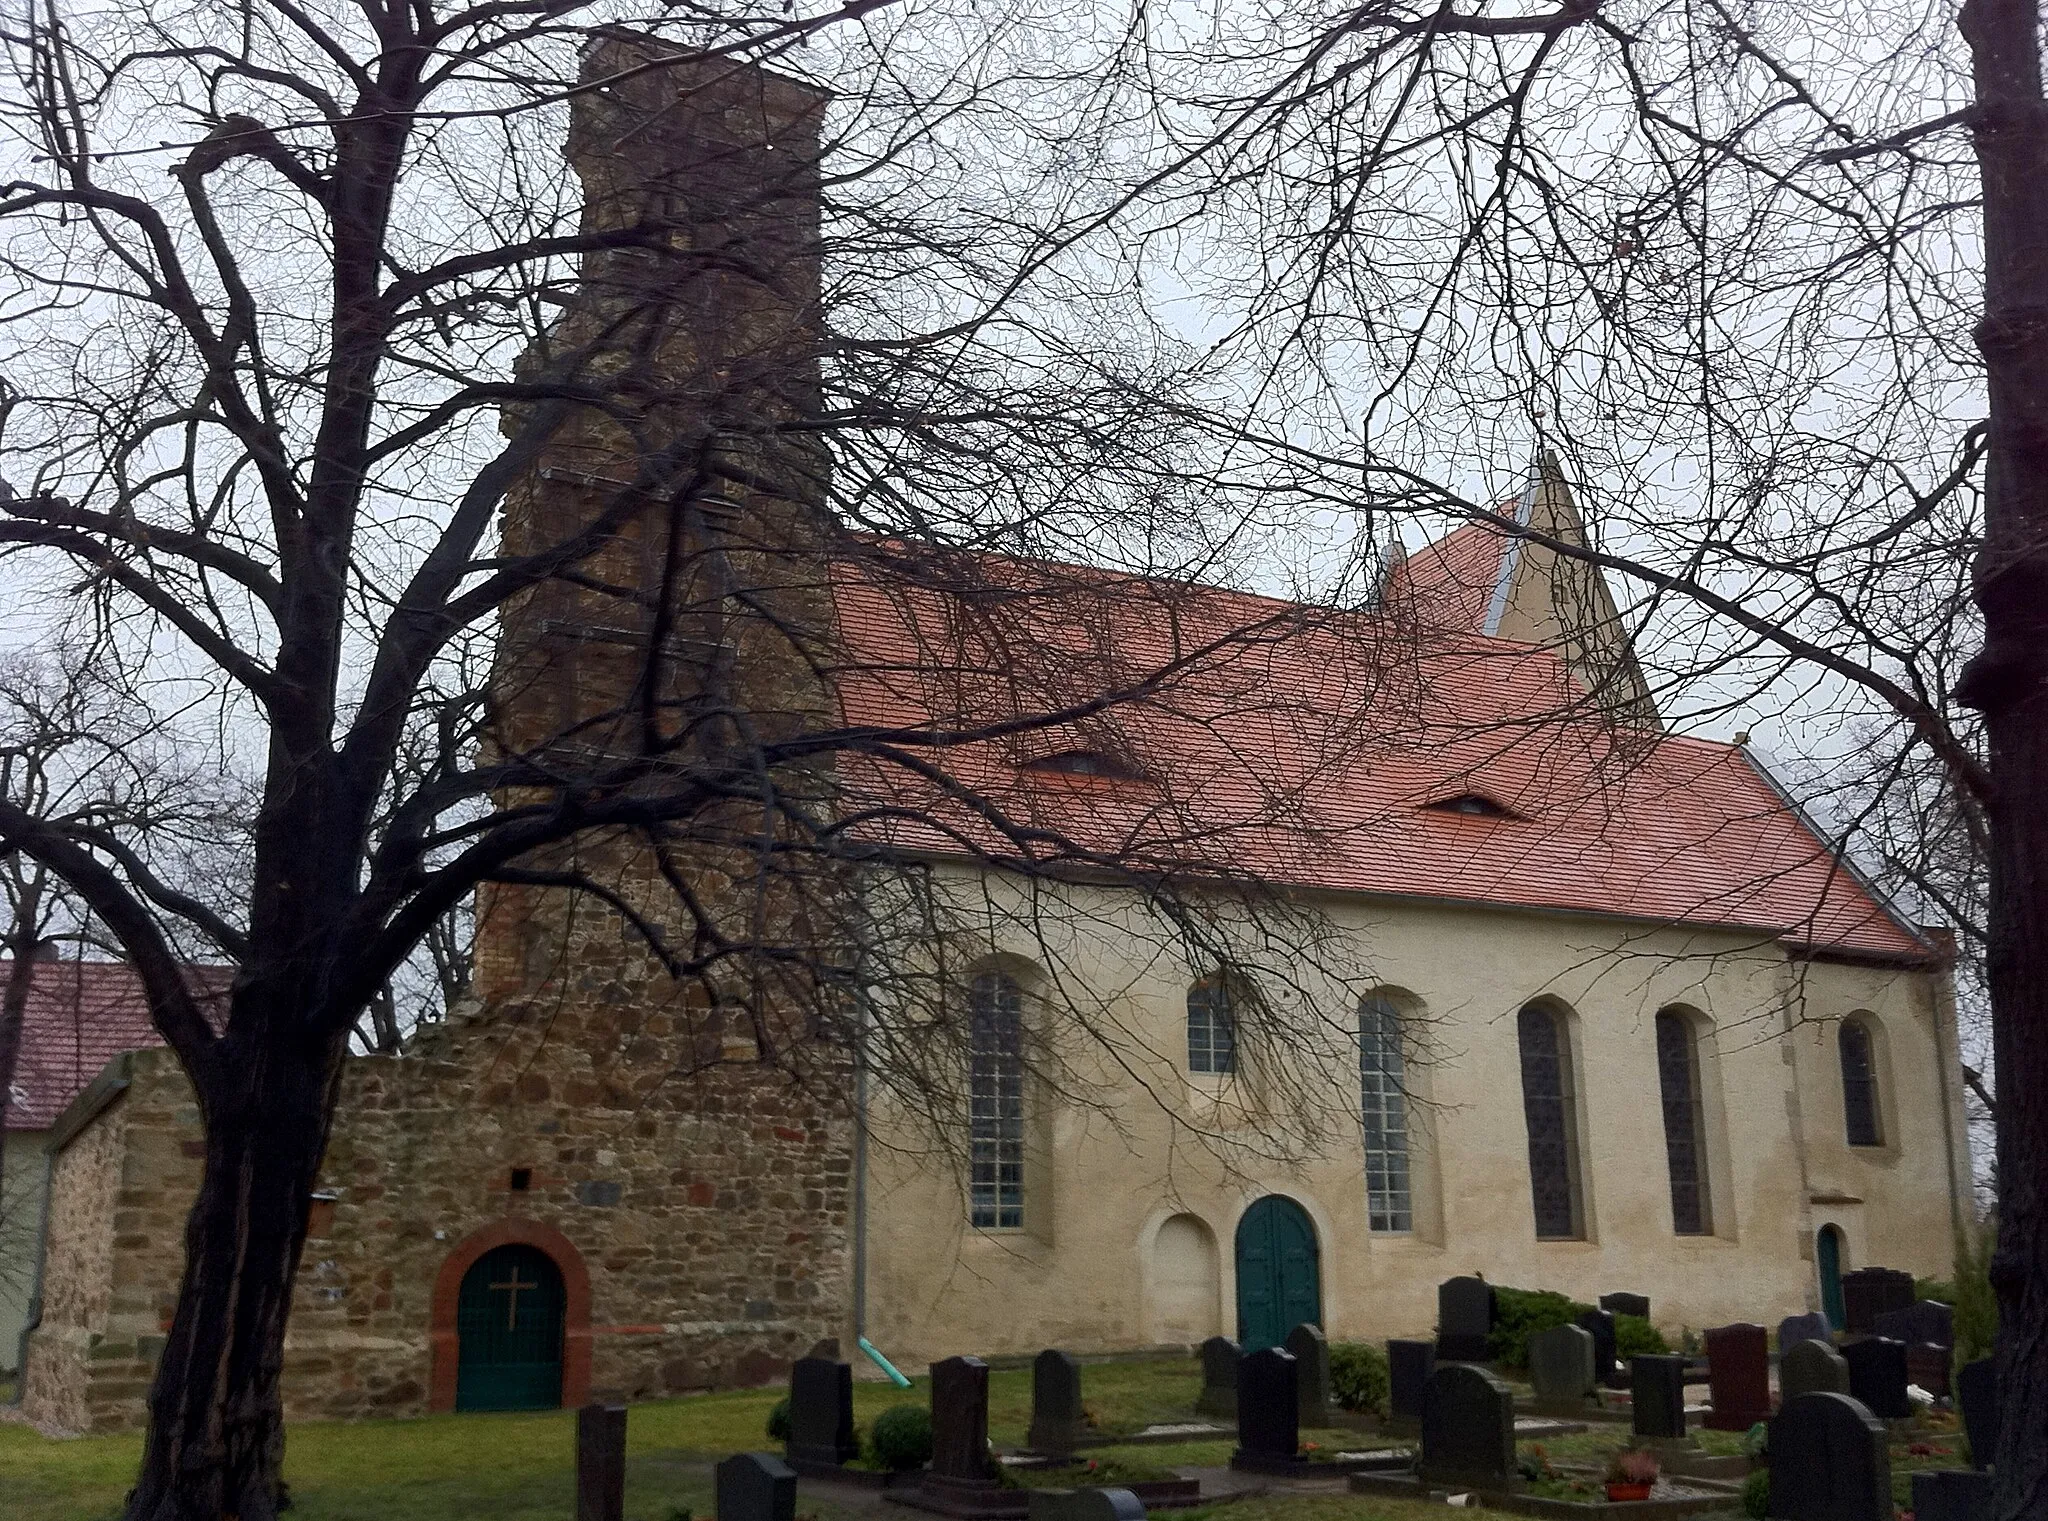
[1302,1442,1321,1453]
[1086,1460,1099,1472]
[1606,1449,1661,1485]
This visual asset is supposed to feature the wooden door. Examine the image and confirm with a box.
[1235,1195,1321,1352]
[456,1244,566,1411]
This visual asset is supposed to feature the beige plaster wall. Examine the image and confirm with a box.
[1,1126,52,1374]
[859,870,1965,1367]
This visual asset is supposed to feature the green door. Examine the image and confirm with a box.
[1235,1195,1321,1352]
[456,1244,566,1412]
[1817,1225,1846,1330]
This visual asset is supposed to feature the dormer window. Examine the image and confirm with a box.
[1020,749,1148,782]
[1423,792,1519,819]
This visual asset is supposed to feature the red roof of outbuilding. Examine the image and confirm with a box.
[5,959,229,1131]
[830,543,1928,962]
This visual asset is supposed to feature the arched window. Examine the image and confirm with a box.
[1359,996,1412,1232]
[1187,979,1237,1074]
[1517,1003,1584,1240]
[969,971,1026,1227]
[1839,1018,1883,1147]
[1654,1010,1711,1235]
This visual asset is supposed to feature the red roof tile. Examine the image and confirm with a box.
[5,960,229,1131]
[1388,521,1511,634]
[830,544,1927,962]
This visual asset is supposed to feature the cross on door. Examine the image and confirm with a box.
[487,1267,540,1330]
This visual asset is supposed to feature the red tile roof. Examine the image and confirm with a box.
[1388,522,1512,634]
[5,960,230,1131]
[831,543,1928,962]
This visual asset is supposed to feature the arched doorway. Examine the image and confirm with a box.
[1817,1224,1846,1330]
[1235,1195,1321,1351]
[1149,1213,1221,1342]
[456,1243,566,1411]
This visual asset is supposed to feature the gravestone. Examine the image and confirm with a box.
[1196,1336,1241,1416]
[1780,1339,1851,1402]
[1436,1276,1495,1362]
[929,1355,998,1488]
[786,1356,858,1469]
[1526,1324,1597,1415]
[1842,1337,1911,1419]
[1577,1308,1622,1388]
[1285,1323,1336,1428]
[1600,1292,1651,1321]
[1911,1469,1996,1521]
[1957,1357,1998,1470]
[1704,1323,1771,1431]
[1631,1355,1689,1442]
[808,1337,843,1360]
[1908,1342,1952,1400]
[1777,1313,1832,1355]
[1767,1392,1890,1521]
[1233,1346,1299,1464]
[1840,1268,1914,1335]
[1029,1349,1087,1457]
[1875,1299,1954,1351]
[1387,1339,1435,1425]
[1417,1363,1518,1491]
[577,1403,627,1521]
[1026,1489,1149,1521]
[717,1453,798,1521]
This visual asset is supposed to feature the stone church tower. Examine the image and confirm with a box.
[20,38,855,1431]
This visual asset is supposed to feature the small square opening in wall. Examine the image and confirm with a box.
[509,1167,533,1193]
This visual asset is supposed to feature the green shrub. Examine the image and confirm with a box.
[1952,1218,1999,1365]
[867,1404,935,1471]
[1488,1286,1594,1371]
[1614,1314,1670,1359]
[1330,1341,1391,1415]
[766,1397,791,1442]
[1741,1469,1770,1519]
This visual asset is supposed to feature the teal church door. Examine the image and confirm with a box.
[456,1244,566,1411]
[1817,1225,1846,1330]
[1235,1195,1322,1352]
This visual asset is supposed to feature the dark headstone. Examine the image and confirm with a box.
[1777,1313,1832,1355]
[1875,1299,1954,1352]
[1577,1308,1622,1388]
[1436,1276,1495,1362]
[1417,1363,1518,1490]
[1908,1342,1953,1400]
[1196,1336,1241,1416]
[1387,1339,1435,1425]
[1285,1323,1335,1428]
[1029,1349,1087,1456]
[1526,1324,1596,1414]
[1839,1268,1914,1335]
[1767,1392,1890,1521]
[1779,1339,1851,1402]
[1631,1355,1688,1441]
[1026,1488,1149,1521]
[786,1357,858,1468]
[1957,1357,1998,1470]
[717,1453,797,1521]
[1912,1469,1996,1521]
[577,1403,627,1521]
[1235,1346,1299,1460]
[1842,1336,1911,1420]
[1601,1292,1652,1321]
[1704,1323,1771,1431]
[930,1355,996,1483]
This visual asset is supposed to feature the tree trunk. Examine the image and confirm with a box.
[1956,0,2048,1515]
[125,1037,342,1521]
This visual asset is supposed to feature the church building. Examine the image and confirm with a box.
[14,38,1968,1433]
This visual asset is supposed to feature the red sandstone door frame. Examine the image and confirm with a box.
[430,1219,592,1412]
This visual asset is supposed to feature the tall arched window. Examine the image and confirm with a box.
[1187,979,1237,1074]
[1839,1018,1883,1147]
[1359,996,1412,1232]
[969,971,1025,1227]
[1517,1003,1583,1239]
[1654,1010,1711,1235]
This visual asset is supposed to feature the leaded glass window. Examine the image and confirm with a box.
[1517,1003,1582,1239]
[1188,980,1237,1074]
[970,971,1025,1227]
[1655,1010,1711,1235]
[1359,996,1412,1232]
[1839,1019,1882,1147]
